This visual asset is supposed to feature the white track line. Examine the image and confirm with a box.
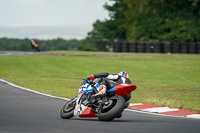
[125,108,187,118]
[141,107,179,113]
[129,103,143,106]
[186,114,200,119]
[1,79,200,119]
[0,79,70,101]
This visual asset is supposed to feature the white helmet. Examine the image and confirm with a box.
[118,71,129,78]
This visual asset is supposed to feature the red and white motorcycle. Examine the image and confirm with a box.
[60,79,137,121]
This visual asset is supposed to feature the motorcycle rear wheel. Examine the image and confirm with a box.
[60,99,75,119]
[97,95,125,121]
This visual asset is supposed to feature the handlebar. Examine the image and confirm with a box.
[82,78,94,84]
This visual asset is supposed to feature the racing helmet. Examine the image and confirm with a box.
[118,71,129,78]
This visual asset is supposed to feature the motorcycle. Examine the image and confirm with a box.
[60,79,137,121]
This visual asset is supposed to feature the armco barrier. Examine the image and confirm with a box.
[113,42,200,54]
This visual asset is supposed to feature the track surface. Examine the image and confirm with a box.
[0,81,200,133]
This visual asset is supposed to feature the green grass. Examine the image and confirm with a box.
[0,51,200,112]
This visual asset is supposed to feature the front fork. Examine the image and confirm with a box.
[95,96,109,112]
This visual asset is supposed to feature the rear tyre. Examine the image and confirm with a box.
[97,96,125,121]
[60,99,75,119]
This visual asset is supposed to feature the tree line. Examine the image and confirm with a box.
[86,0,200,51]
[1,0,200,51]
[0,37,82,51]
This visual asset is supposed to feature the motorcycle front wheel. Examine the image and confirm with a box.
[60,99,75,119]
[97,95,125,121]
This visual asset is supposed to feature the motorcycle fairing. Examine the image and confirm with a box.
[74,83,94,117]
[79,107,97,117]
[107,84,137,97]
[74,92,85,116]
[79,81,93,93]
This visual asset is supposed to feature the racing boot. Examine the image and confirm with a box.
[91,84,107,98]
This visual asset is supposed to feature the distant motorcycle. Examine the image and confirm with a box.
[30,40,40,52]
[60,79,137,121]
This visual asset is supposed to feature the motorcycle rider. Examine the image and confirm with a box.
[86,71,132,107]
[30,39,40,51]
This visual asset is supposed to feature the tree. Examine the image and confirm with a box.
[87,0,200,43]
[0,37,81,51]
[18,43,28,51]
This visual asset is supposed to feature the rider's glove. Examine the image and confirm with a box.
[87,75,94,80]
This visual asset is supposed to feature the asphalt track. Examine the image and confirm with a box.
[0,81,200,133]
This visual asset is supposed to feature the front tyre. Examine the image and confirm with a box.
[60,99,75,119]
[97,96,125,121]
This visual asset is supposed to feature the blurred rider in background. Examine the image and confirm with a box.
[30,39,40,51]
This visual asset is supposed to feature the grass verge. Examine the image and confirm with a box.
[0,51,200,112]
